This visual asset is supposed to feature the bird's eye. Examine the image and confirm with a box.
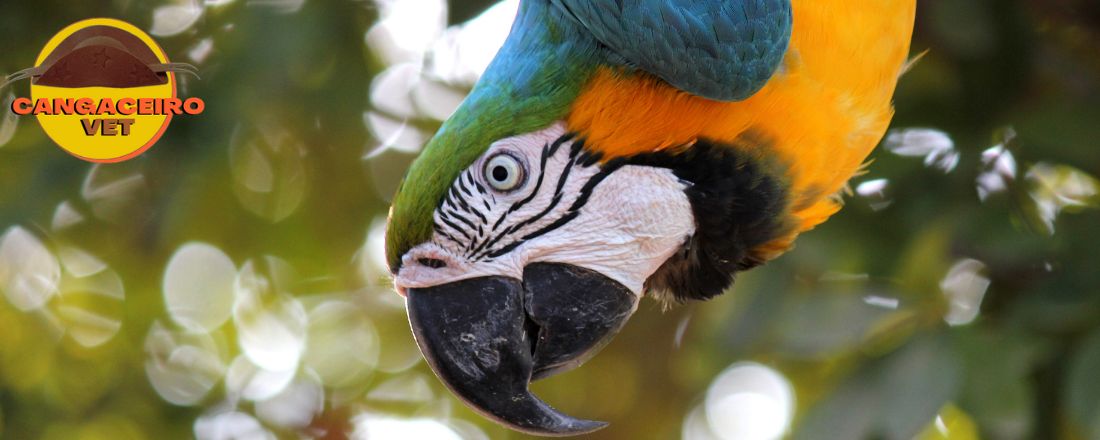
[483,152,526,192]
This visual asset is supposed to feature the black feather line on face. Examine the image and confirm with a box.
[493,142,553,232]
[486,159,622,259]
[564,159,624,212]
[453,190,488,224]
[433,223,464,248]
[444,206,478,232]
[486,209,581,259]
[458,174,476,198]
[547,132,575,156]
[474,145,582,260]
[434,168,490,253]
[438,214,474,243]
[424,131,613,263]
[578,148,603,168]
[428,132,632,266]
[471,134,577,259]
[438,185,480,234]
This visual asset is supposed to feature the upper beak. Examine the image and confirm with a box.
[405,263,638,436]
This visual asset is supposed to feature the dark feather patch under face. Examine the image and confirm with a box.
[626,136,793,302]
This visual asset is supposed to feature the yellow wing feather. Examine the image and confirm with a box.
[566,0,916,259]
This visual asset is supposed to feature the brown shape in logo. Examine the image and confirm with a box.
[2,25,198,89]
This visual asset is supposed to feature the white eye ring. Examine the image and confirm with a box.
[483,152,527,192]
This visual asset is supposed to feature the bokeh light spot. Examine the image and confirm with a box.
[50,201,85,231]
[976,143,1017,201]
[81,162,149,224]
[704,362,795,440]
[234,258,307,372]
[0,92,18,148]
[164,243,237,332]
[304,300,380,387]
[352,414,463,440]
[366,0,446,65]
[194,411,275,440]
[229,123,308,223]
[255,371,324,429]
[940,259,989,327]
[150,0,203,37]
[884,128,959,173]
[144,321,227,406]
[1025,163,1099,234]
[225,355,296,401]
[0,226,61,312]
[426,0,518,84]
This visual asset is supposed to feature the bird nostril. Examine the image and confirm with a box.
[417,258,448,269]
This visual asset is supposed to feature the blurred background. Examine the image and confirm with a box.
[1,0,1099,439]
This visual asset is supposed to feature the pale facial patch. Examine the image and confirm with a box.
[394,122,695,296]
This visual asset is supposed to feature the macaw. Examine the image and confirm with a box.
[384,0,916,435]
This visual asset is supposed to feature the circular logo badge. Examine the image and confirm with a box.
[10,18,203,163]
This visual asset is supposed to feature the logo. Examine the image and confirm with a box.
[3,18,203,163]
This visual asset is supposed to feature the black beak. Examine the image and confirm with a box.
[405,263,637,436]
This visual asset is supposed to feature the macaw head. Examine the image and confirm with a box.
[383,0,911,435]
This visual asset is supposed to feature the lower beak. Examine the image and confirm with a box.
[405,263,637,436]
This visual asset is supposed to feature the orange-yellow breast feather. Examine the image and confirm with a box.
[566,0,917,258]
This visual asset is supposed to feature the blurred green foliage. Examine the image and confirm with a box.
[1,1,1099,439]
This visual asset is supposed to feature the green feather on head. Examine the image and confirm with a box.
[384,1,602,271]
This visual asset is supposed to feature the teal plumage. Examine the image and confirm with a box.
[551,0,792,101]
